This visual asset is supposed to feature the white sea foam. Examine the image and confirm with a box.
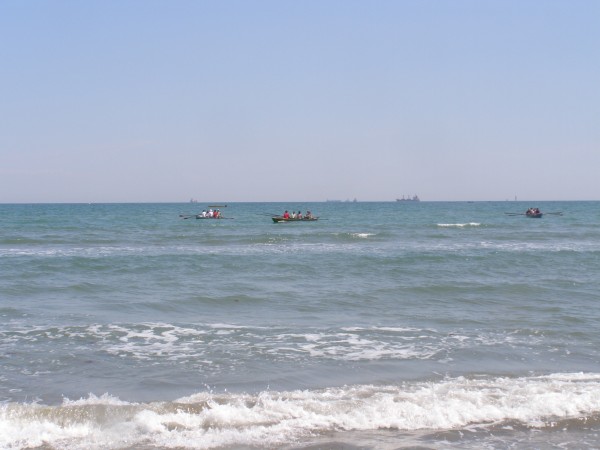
[2,373,600,450]
[1,323,551,365]
[2,233,597,260]
[287,332,435,360]
[351,232,375,238]
[437,222,481,228]
[0,246,149,258]
[78,323,210,363]
[342,326,424,333]
[63,392,133,406]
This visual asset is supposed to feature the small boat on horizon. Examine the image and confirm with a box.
[396,195,420,202]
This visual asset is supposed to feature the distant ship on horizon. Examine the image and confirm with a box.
[396,195,420,202]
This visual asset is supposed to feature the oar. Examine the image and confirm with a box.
[545,212,563,215]
[179,214,196,219]
[504,213,525,216]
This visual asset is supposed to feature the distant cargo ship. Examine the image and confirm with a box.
[396,195,420,202]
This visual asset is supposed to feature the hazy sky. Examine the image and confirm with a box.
[1,1,598,203]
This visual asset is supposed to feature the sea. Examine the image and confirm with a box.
[1,201,600,450]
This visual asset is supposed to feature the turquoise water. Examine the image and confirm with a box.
[1,201,600,449]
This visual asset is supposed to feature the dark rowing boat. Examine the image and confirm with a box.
[525,211,543,218]
[272,216,318,223]
[505,209,562,218]
[525,208,543,218]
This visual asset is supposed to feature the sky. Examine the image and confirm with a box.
[1,0,598,203]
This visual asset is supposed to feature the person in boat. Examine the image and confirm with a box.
[296,211,303,219]
[283,210,290,219]
[291,211,297,219]
[305,210,312,219]
[200,210,207,218]
[208,209,214,218]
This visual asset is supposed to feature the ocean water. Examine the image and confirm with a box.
[1,201,600,449]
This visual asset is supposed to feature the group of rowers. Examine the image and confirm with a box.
[281,210,313,219]
[198,209,223,218]
[526,207,541,216]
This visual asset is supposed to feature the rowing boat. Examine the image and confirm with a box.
[272,216,318,223]
[525,211,543,218]
[196,215,232,220]
[505,208,562,218]
[525,208,543,218]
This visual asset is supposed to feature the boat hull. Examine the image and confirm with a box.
[526,213,543,218]
[272,217,318,223]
